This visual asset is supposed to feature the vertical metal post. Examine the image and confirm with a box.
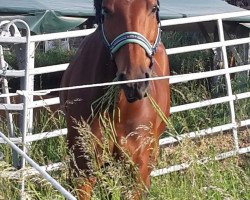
[217,18,239,152]
[20,41,35,198]
[10,20,34,198]
[246,32,250,78]
[211,27,224,96]
[0,45,19,167]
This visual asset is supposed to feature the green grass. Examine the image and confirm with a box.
[1,132,249,200]
[150,157,250,200]
[0,82,249,199]
[0,86,249,199]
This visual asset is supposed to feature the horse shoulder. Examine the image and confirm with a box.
[155,43,170,76]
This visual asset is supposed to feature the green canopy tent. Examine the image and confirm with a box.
[0,0,93,34]
[0,0,248,34]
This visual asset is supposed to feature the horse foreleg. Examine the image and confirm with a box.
[77,177,97,200]
[121,141,154,200]
[136,152,153,199]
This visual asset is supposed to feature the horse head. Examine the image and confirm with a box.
[97,0,161,103]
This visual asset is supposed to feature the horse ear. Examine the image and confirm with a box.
[156,0,160,23]
[94,0,103,24]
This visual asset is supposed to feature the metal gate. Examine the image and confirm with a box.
[0,11,250,199]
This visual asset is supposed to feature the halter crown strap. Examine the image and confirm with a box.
[101,24,161,57]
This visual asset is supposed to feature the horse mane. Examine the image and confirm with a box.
[94,0,103,24]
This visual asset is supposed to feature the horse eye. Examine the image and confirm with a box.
[152,5,158,13]
[102,7,110,15]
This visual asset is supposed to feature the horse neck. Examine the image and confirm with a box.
[89,29,117,81]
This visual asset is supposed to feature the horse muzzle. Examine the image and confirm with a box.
[118,73,150,103]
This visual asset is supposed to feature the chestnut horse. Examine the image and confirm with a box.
[60,0,170,199]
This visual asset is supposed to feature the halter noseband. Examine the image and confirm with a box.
[100,4,161,59]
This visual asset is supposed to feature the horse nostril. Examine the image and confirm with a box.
[118,73,126,81]
[145,72,150,79]
[149,57,154,69]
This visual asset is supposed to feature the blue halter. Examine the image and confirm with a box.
[100,5,161,59]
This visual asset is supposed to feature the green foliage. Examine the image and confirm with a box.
[4,47,77,91]
[35,48,76,68]
[4,48,76,69]
[150,157,250,200]
[3,53,18,69]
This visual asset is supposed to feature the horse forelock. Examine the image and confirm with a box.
[94,0,160,24]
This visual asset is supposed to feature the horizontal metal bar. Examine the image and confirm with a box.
[0,69,25,77]
[29,64,68,75]
[28,97,60,108]
[0,103,23,111]
[170,92,250,113]
[25,129,67,143]
[224,36,250,47]
[30,28,95,42]
[167,41,221,55]
[160,119,250,146]
[151,145,250,177]
[240,119,250,127]
[167,36,250,55]
[161,10,250,27]
[0,128,67,144]
[0,36,26,43]
[160,123,234,146]
[237,92,250,100]
[170,64,250,84]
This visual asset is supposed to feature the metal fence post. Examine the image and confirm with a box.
[217,18,239,152]
[12,20,34,198]
[0,20,22,168]
[0,45,18,167]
